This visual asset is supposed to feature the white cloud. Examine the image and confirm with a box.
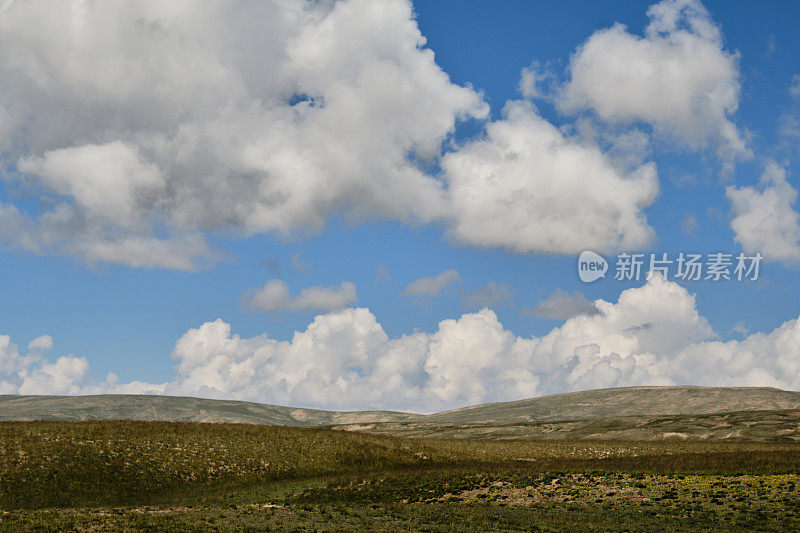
[153,274,800,410]
[526,289,601,320]
[18,356,90,395]
[160,308,539,411]
[6,274,800,411]
[443,101,658,254]
[730,321,749,337]
[518,62,554,99]
[73,234,220,271]
[18,141,164,222]
[0,0,681,265]
[726,162,800,263]
[779,113,800,146]
[574,118,653,171]
[0,334,90,395]
[402,269,461,297]
[559,0,749,167]
[791,74,800,99]
[0,0,487,269]
[243,280,357,312]
[27,335,53,352]
[0,335,24,381]
[780,75,800,152]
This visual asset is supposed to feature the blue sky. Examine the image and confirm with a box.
[0,0,799,411]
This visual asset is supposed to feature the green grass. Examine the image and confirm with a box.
[1,421,799,531]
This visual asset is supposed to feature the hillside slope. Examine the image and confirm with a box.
[0,394,418,426]
[330,409,800,441]
[2,386,799,430]
[425,386,800,424]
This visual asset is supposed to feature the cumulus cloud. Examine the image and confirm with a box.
[0,0,487,269]
[18,356,91,395]
[0,335,89,395]
[6,274,800,411]
[163,309,538,411]
[402,269,461,297]
[145,274,800,410]
[518,62,555,99]
[559,0,749,168]
[726,162,800,263]
[18,142,165,222]
[243,280,357,312]
[0,0,674,266]
[525,289,601,319]
[27,335,53,352]
[442,101,658,254]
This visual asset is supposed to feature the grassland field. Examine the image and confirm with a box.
[0,420,798,531]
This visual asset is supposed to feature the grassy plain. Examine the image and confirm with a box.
[0,421,798,531]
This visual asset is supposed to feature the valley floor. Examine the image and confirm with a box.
[4,470,799,531]
[0,421,798,531]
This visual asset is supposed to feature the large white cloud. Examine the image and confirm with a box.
[0,334,90,395]
[559,0,749,167]
[5,275,799,411]
[0,0,486,269]
[442,101,658,254]
[0,0,673,267]
[136,275,800,409]
[727,162,800,263]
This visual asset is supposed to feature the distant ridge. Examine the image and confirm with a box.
[2,386,799,429]
[0,394,418,426]
[423,386,800,424]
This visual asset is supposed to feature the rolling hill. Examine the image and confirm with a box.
[2,386,800,441]
[329,409,800,441]
[423,386,800,424]
[0,394,417,426]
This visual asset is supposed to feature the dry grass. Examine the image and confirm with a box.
[1,420,799,530]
